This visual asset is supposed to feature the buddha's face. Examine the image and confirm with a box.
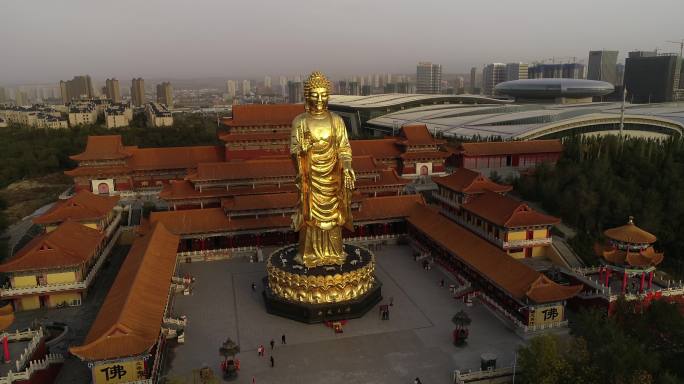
[307,86,329,114]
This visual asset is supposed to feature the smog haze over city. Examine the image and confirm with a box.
[2,0,684,84]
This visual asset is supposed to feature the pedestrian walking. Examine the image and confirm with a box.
[270,339,275,350]
[389,297,394,306]
[270,355,274,367]
[258,345,264,356]
[252,376,256,384]
[440,278,445,287]
[281,334,287,344]
[414,377,422,384]
[251,282,256,291]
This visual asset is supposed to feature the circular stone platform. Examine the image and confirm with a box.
[263,243,382,323]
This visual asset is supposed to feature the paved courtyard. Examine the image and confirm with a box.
[165,245,524,384]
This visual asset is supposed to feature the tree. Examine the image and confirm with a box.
[517,334,570,384]
[451,310,471,346]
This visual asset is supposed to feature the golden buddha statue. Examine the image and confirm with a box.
[291,71,355,268]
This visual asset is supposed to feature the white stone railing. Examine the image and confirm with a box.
[163,316,187,327]
[13,327,43,372]
[572,266,600,276]
[0,354,64,384]
[505,237,552,248]
[453,366,515,384]
[524,320,568,333]
[0,227,121,298]
[177,246,256,263]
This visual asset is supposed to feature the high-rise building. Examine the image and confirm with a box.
[469,67,478,93]
[242,80,251,96]
[616,64,625,86]
[624,53,682,103]
[561,63,585,79]
[59,75,94,102]
[455,76,465,94]
[279,76,288,96]
[226,80,237,98]
[104,78,121,102]
[505,63,529,81]
[337,81,348,95]
[264,76,272,89]
[628,51,657,59]
[482,63,506,96]
[587,50,619,84]
[14,90,27,106]
[0,87,6,103]
[156,82,173,108]
[131,78,146,107]
[416,62,442,94]
[287,81,303,103]
[348,82,360,96]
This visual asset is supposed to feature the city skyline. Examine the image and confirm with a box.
[2,0,683,84]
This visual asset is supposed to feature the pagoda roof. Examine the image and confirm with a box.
[219,132,290,143]
[408,207,581,304]
[350,139,402,159]
[64,165,131,177]
[221,104,304,127]
[70,223,179,361]
[462,191,560,228]
[455,139,563,157]
[434,169,512,194]
[0,221,104,273]
[70,135,131,161]
[596,244,664,267]
[33,190,119,225]
[398,124,445,146]
[128,146,224,171]
[604,217,657,244]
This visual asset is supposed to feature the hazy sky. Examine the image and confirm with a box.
[2,0,683,84]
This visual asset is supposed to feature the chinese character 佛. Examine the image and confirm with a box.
[101,365,127,381]
[542,307,559,321]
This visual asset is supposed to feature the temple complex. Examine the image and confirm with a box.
[70,222,182,384]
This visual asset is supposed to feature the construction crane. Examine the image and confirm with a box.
[666,39,684,57]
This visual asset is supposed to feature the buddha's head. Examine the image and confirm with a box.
[304,71,332,115]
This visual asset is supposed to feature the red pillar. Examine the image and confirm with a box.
[599,267,604,284]
[3,336,9,363]
[648,271,654,289]
[639,272,645,293]
[605,268,611,287]
[622,271,628,294]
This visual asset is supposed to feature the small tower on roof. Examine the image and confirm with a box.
[595,216,663,295]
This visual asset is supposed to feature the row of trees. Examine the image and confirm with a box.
[515,135,684,271]
[0,113,221,189]
[518,300,684,384]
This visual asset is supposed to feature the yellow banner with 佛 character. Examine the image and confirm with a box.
[92,359,146,384]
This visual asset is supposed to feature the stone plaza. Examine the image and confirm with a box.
[164,245,524,384]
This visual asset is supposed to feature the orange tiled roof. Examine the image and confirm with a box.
[603,218,657,244]
[219,132,290,143]
[128,146,224,171]
[354,194,424,222]
[33,191,119,225]
[351,139,402,159]
[408,206,580,303]
[353,156,384,174]
[223,193,298,212]
[150,208,291,235]
[356,169,410,189]
[400,150,449,160]
[64,165,131,177]
[190,159,295,181]
[0,221,104,272]
[462,191,560,228]
[399,124,444,146]
[597,244,664,267]
[457,140,563,157]
[221,104,304,127]
[434,169,512,194]
[70,135,132,161]
[70,223,179,361]
[159,180,298,201]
